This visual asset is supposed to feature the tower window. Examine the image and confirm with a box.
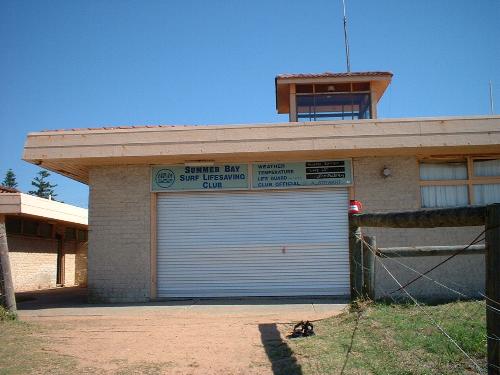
[296,92,372,121]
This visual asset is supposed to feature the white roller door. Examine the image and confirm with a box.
[157,189,350,298]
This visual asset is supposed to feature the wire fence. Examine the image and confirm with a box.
[351,230,494,374]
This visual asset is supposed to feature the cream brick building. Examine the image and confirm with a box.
[22,72,500,302]
[0,187,88,291]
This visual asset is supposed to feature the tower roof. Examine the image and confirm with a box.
[275,71,393,114]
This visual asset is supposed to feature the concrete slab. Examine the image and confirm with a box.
[16,287,347,322]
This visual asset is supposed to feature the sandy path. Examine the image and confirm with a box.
[22,303,344,374]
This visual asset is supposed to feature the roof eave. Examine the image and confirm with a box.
[22,116,500,185]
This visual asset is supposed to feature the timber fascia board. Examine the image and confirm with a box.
[22,115,500,184]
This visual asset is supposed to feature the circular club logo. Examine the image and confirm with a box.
[155,169,175,188]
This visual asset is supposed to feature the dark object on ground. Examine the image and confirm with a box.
[288,320,315,338]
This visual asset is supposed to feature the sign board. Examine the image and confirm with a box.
[152,164,249,192]
[252,160,352,189]
[152,160,351,192]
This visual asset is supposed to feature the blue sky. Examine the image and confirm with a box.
[1,0,499,208]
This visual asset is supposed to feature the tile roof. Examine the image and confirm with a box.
[0,185,20,193]
[40,124,194,133]
[276,71,393,80]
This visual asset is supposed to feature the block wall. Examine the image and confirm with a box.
[88,166,151,302]
[64,240,88,287]
[8,235,88,291]
[7,236,57,291]
[75,241,88,287]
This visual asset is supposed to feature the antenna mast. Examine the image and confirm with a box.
[342,0,351,72]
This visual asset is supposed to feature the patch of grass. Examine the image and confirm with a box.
[0,306,17,321]
[280,300,486,375]
[0,319,78,375]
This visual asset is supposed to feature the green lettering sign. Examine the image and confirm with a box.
[152,164,249,191]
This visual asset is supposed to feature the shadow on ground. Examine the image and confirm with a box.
[259,323,302,375]
[16,287,88,309]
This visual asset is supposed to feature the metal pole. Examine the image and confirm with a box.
[490,80,495,115]
[342,0,351,73]
[486,204,500,374]
[0,215,17,314]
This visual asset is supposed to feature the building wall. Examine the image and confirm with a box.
[63,240,88,287]
[64,246,76,286]
[75,241,88,287]
[8,236,58,291]
[353,156,484,301]
[373,253,484,302]
[353,156,483,246]
[88,166,151,302]
[7,235,88,292]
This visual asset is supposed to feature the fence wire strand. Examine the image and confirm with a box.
[388,230,486,294]
[481,292,500,308]
[358,235,486,374]
[381,242,500,318]
[354,234,485,327]
[360,236,487,332]
[358,236,487,325]
[374,244,471,299]
[383,238,491,301]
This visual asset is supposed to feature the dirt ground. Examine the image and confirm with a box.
[17,288,346,374]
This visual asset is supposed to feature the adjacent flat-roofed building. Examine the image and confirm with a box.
[22,72,500,302]
[0,187,88,291]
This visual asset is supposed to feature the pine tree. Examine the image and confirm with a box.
[2,169,18,188]
[28,170,57,199]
